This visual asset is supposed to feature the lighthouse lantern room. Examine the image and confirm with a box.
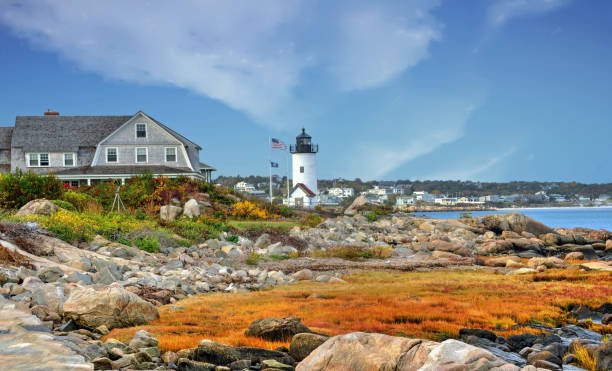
[288,128,318,208]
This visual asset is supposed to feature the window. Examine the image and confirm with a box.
[136,123,146,138]
[106,147,118,163]
[29,153,38,166]
[165,147,177,162]
[300,166,304,173]
[28,153,49,167]
[64,153,74,166]
[136,147,148,163]
[70,180,79,188]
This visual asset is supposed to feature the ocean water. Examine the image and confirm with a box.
[418,207,612,230]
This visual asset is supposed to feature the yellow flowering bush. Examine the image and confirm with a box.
[32,210,149,243]
[231,201,269,220]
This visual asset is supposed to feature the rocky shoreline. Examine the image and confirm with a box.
[1,202,612,370]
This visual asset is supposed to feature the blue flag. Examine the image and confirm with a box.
[270,161,279,168]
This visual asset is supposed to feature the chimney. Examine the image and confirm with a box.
[44,109,59,116]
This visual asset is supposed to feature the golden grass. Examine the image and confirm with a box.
[106,269,612,353]
[573,345,597,371]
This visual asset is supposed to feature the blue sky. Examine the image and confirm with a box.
[0,0,610,182]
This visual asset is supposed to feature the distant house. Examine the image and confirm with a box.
[328,187,354,199]
[435,196,458,206]
[319,193,342,206]
[479,195,501,203]
[234,181,256,192]
[395,195,415,206]
[0,110,215,186]
[413,191,435,203]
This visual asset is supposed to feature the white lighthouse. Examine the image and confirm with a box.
[288,128,318,208]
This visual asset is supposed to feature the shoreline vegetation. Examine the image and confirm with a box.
[0,172,611,370]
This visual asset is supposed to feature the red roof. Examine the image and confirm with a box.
[292,183,316,197]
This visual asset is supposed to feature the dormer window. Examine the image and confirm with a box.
[136,123,147,138]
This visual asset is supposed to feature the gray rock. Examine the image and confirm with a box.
[289,333,329,361]
[183,199,201,218]
[254,234,272,250]
[245,316,312,341]
[160,205,182,222]
[65,271,93,285]
[129,330,159,349]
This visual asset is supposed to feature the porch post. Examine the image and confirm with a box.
[87,178,91,186]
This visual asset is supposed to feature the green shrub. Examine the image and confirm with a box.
[246,252,261,266]
[267,254,290,260]
[226,235,239,243]
[170,217,226,243]
[366,212,378,222]
[52,199,75,211]
[134,236,160,253]
[62,190,96,211]
[0,171,64,209]
[305,214,323,228]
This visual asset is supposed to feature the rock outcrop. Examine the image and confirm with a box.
[15,199,59,216]
[245,316,313,341]
[62,286,159,329]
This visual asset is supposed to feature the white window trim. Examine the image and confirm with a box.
[135,123,147,138]
[26,152,50,167]
[63,152,76,167]
[164,146,177,162]
[106,147,118,163]
[135,147,148,163]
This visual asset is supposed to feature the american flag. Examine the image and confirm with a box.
[271,138,286,149]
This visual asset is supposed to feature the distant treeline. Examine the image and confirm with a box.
[215,176,612,198]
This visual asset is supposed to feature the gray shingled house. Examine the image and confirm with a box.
[0,110,215,186]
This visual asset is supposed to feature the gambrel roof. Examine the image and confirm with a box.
[0,127,14,150]
[12,115,132,151]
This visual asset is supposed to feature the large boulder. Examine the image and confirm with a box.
[63,286,159,330]
[289,333,329,361]
[160,205,182,222]
[245,317,313,341]
[296,332,437,371]
[182,199,201,218]
[31,283,66,314]
[15,199,59,216]
[344,195,369,216]
[593,341,612,371]
[297,333,516,371]
[481,213,554,236]
[194,339,294,366]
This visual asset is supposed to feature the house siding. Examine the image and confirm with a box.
[95,114,191,168]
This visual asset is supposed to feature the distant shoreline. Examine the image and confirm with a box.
[418,205,612,213]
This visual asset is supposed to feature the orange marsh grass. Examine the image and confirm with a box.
[106,269,612,352]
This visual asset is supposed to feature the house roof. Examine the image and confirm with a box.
[199,162,216,171]
[53,165,197,176]
[0,127,14,149]
[290,183,316,197]
[12,115,132,151]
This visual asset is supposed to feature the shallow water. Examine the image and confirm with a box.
[418,207,612,230]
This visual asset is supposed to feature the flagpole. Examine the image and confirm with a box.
[286,148,289,203]
[268,137,272,203]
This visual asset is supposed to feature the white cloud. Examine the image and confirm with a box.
[0,0,441,127]
[488,0,572,28]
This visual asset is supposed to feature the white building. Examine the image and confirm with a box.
[234,181,256,192]
[288,128,318,208]
[435,196,458,206]
[413,191,435,203]
[396,195,415,206]
[328,187,354,199]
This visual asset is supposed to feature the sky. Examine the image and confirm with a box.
[0,0,610,183]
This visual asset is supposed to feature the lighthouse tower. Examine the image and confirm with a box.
[289,128,318,208]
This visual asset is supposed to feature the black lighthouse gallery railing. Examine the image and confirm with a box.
[289,143,318,153]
